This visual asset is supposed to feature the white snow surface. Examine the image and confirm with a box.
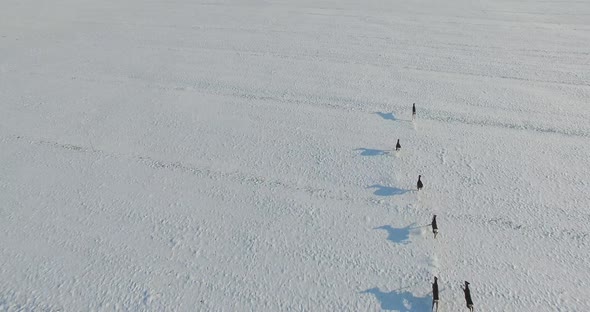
[1,0,590,310]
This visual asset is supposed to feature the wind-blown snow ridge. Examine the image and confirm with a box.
[174,81,590,138]
[56,72,590,139]
[8,135,359,202]
[16,133,588,249]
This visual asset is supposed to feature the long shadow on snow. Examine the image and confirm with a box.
[375,112,396,121]
[375,112,412,123]
[368,185,411,196]
[355,148,390,156]
[362,287,431,311]
[374,224,418,245]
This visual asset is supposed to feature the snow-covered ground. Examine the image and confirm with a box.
[1,0,589,310]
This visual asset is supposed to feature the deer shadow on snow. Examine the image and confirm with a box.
[362,287,431,311]
[375,112,412,123]
[355,148,391,156]
[374,224,419,245]
[375,112,396,121]
[367,185,411,196]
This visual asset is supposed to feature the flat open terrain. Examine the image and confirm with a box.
[1,0,589,310]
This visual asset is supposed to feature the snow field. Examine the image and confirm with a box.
[1,0,589,310]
